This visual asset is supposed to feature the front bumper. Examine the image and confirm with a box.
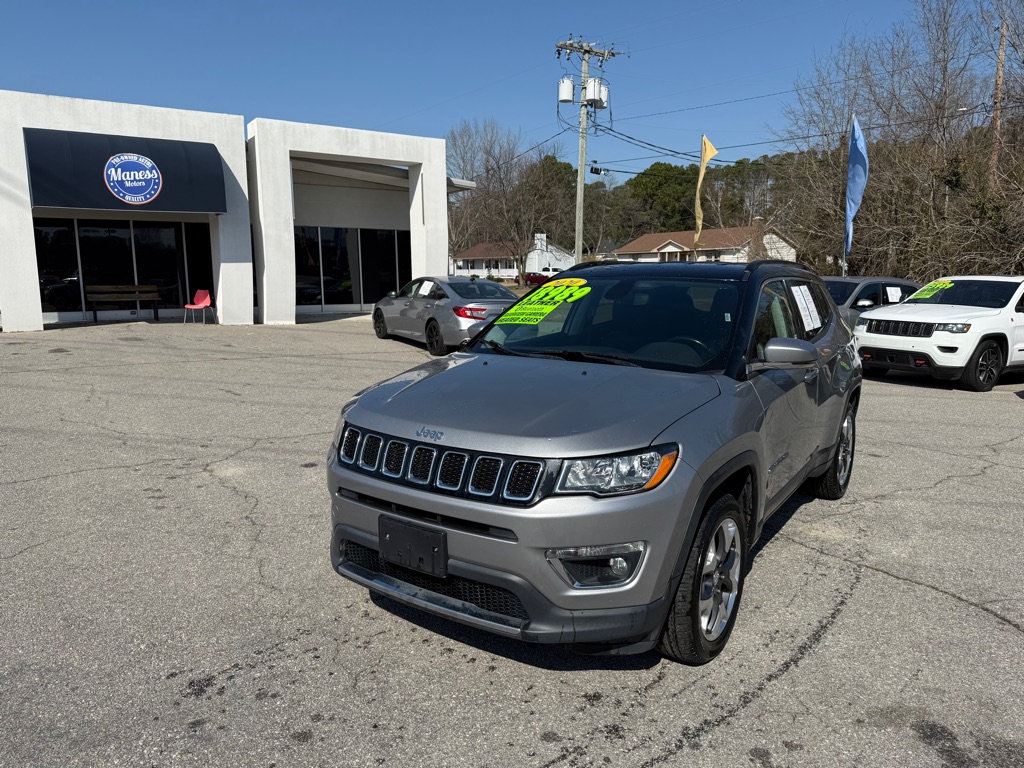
[854,331,974,378]
[327,445,700,652]
[331,523,672,652]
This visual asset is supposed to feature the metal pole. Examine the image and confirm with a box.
[574,55,589,264]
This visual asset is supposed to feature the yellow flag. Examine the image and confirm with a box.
[694,135,718,249]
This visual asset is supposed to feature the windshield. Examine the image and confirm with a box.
[449,280,517,300]
[472,275,740,373]
[824,280,856,304]
[905,279,1019,308]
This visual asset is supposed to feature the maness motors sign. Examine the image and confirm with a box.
[104,153,162,205]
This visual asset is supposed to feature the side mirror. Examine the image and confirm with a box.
[747,338,817,374]
[387,290,397,299]
[854,299,875,309]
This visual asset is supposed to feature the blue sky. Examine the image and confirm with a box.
[3,0,910,178]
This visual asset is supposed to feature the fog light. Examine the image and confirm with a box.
[545,542,646,588]
[609,557,629,577]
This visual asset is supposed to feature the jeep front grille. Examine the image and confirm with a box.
[408,446,436,484]
[437,452,469,490]
[469,457,503,495]
[867,319,935,338]
[504,461,543,500]
[359,435,383,470]
[382,441,408,477]
[337,424,550,505]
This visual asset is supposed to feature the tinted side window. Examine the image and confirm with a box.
[398,280,420,299]
[853,282,883,306]
[751,280,798,359]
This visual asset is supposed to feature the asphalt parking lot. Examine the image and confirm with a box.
[2,316,1022,768]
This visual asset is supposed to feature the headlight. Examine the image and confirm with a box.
[934,322,972,333]
[556,444,678,495]
[854,316,869,327]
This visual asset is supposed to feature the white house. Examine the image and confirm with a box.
[452,234,575,280]
[616,222,796,264]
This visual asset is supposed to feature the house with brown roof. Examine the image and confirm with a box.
[615,221,795,264]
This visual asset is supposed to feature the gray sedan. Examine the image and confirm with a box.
[372,276,517,355]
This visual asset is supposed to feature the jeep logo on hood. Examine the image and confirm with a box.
[416,427,444,442]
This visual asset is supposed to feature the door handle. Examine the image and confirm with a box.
[804,368,819,383]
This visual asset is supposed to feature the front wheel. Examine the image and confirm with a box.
[372,310,389,339]
[808,402,856,500]
[959,340,1002,392]
[425,321,448,356]
[658,494,746,665]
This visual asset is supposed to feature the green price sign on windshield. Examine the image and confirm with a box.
[910,280,954,299]
[496,278,592,325]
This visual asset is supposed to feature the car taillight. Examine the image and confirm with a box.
[453,306,487,319]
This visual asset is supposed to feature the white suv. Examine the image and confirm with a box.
[854,275,1024,391]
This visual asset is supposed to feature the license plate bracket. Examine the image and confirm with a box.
[378,516,448,577]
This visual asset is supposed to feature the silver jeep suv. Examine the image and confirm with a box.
[328,260,861,664]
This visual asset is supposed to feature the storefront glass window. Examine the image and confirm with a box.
[320,227,357,305]
[359,229,397,305]
[134,223,184,309]
[34,218,82,312]
[185,223,215,307]
[77,222,134,305]
[294,226,321,305]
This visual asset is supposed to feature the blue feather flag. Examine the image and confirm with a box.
[845,115,869,255]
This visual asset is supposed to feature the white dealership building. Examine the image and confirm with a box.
[0,89,461,332]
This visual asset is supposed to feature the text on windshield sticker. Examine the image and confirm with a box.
[496,278,591,325]
[910,280,954,299]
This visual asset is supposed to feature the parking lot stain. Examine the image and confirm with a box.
[183,675,216,698]
[290,730,313,744]
[48,348,70,353]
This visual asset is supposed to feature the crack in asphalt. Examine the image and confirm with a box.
[637,571,863,767]
[778,534,1024,635]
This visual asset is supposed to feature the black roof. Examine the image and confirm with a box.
[564,259,819,282]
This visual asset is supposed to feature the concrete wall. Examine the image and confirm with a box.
[293,184,408,230]
[0,89,252,332]
[247,119,448,324]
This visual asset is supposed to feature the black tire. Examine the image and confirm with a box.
[658,494,746,665]
[959,340,1002,392]
[372,310,389,339]
[863,365,888,378]
[425,321,447,356]
[808,402,856,500]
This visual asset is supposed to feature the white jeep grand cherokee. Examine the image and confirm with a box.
[854,275,1024,391]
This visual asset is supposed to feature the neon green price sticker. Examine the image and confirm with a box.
[496,278,592,325]
[909,280,954,299]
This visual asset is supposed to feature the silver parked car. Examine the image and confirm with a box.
[373,276,517,356]
[823,276,919,327]
[330,261,861,664]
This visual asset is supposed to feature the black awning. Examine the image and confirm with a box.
[24,128,227,214]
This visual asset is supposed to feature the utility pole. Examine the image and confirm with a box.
[988,18,1006,194]
[556,38,620,263]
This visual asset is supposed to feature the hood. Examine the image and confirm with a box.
[345,353,721,457]
[859,304,1002,323]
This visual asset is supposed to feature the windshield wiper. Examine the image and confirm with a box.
[476,339,548,358]
[545,350,641,367]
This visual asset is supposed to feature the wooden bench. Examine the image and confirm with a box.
[85,284,161,323]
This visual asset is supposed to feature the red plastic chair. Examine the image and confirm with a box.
[183,289,213,324]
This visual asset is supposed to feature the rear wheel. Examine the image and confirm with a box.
[658,494,745,665]
[372,310,389,339]
[959,340,1002,392]
[425,320,447,356]
[808,402,856,500]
